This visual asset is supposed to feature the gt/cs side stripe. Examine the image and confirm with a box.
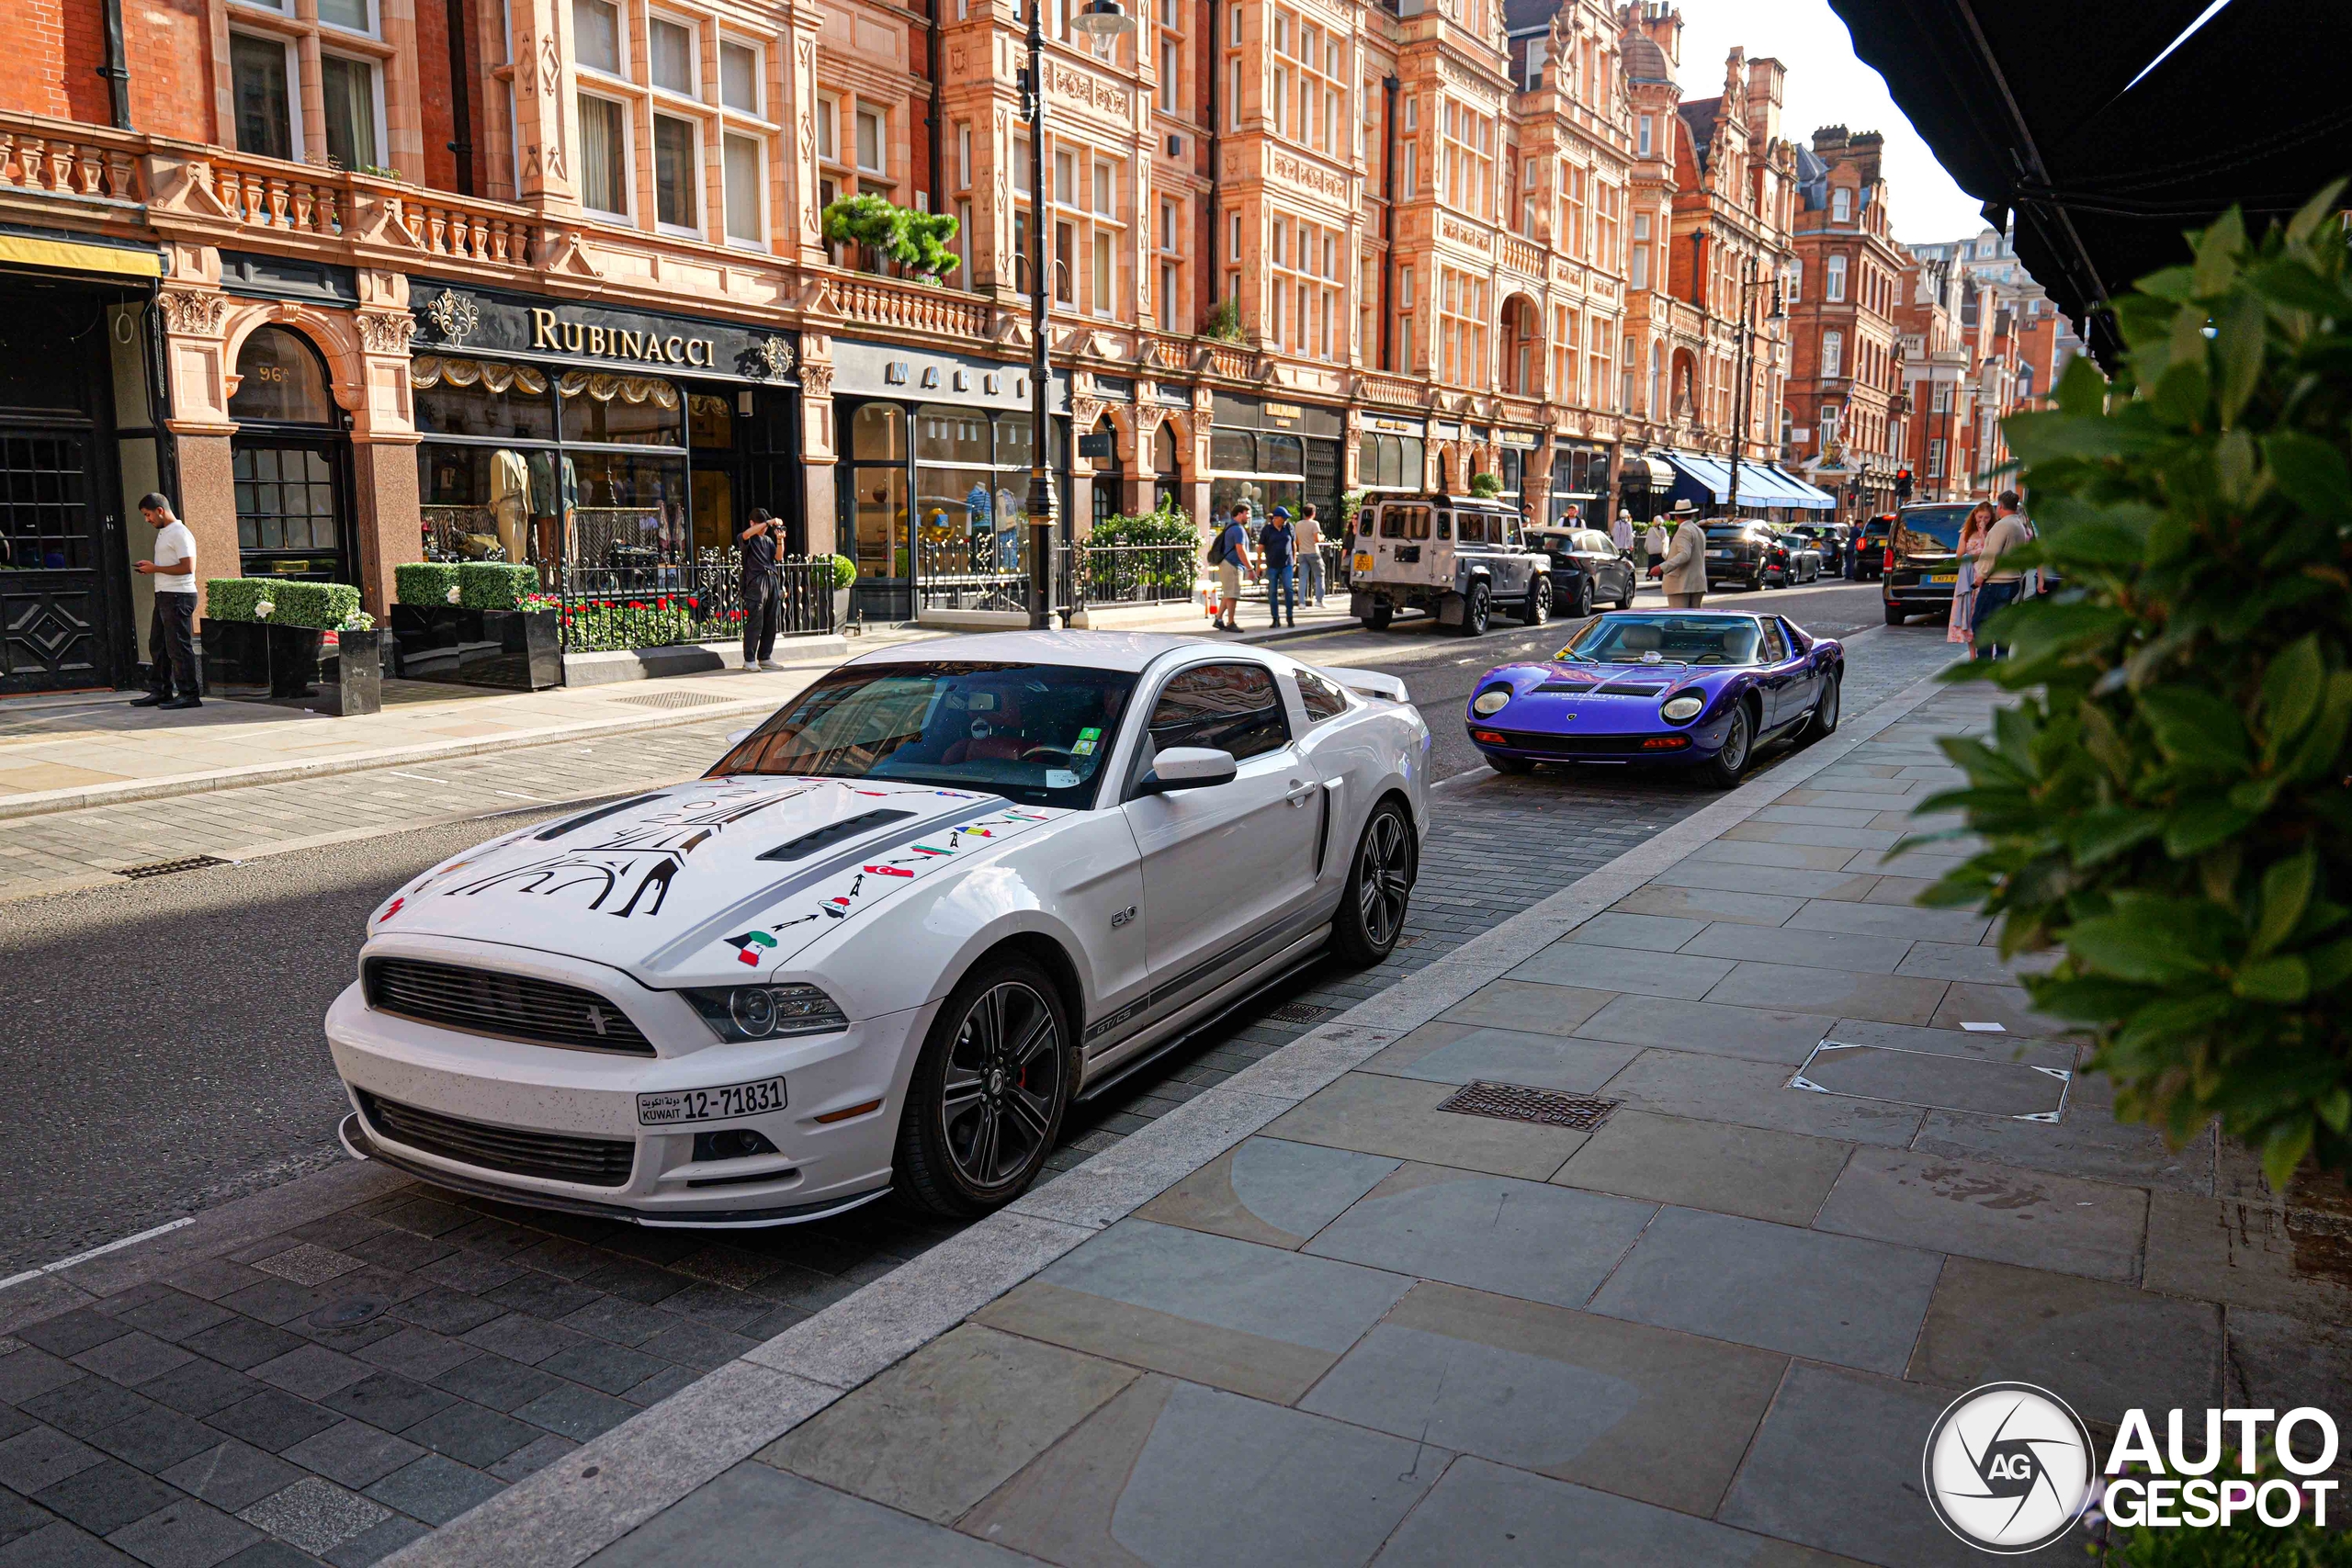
[1082,903,1334,1044]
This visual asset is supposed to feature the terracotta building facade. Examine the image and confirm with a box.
[0,0,1799,693]
[1781,124,1905,520]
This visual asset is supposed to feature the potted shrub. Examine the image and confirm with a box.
[828,554,857,627]
[460,562,561,690]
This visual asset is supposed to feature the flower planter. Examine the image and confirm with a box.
[831,586,852,628]
[266,625,326,699]
[199,618,272,695]
[390,604,561,690]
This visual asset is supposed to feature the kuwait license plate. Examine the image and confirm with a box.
[637,1077,786,1126]
[1928,573,1958,585]
[1353,553,1374,574]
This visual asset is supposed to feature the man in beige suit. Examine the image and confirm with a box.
[1647,500,1708,607]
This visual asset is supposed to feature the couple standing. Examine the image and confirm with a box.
[1945,491,2034,659]
[1208,502,1324,632]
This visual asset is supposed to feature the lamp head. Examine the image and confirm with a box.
[1072,0,1135,36]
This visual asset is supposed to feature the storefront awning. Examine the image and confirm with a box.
[0,234,161,279]
[1761,467,1838,510]
[1619,455,1677,491]
[1655,450,1736,505]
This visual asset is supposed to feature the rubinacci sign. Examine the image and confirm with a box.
[405,280,798,385]
[528,308,713,367]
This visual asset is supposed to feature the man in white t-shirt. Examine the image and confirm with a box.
[131,492,201,709]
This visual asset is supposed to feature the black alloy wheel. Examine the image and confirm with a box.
[1332,801,1416,965]
[1454,580,1492,637]
[1802,670,1842,740]
[1524,574,1553,626]
[1702,703,1754,788]
[894,957,1072,1217]
[1570,574,1594,617]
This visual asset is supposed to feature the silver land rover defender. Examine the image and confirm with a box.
[1347,494,1552,636]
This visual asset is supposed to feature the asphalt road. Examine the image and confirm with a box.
[0,578,1886,1278]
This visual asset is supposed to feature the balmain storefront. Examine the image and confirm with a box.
[1205,394,1342,534]
[402,283,801,581]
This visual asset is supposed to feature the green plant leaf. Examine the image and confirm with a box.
[2234,954,2311,1003]
[2285,176,2350,247]
[2252,853,2315,956]
[2260,634,2325,747]
[2192,207,2247,296]
[2066,807,2162,865]
[2265,432,2352,518]
[2263,1116,2314,1193]
[2140,688,2253,773]
[2066,910,2222,985]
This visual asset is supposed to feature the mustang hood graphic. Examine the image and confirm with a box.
[369,776,1061,978]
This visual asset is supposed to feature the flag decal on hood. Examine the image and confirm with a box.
[725,930,779,965]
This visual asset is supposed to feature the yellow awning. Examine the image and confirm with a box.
[0,234,161,279]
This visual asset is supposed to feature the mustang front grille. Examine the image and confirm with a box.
[356,1090,636,1188]
[363,958,655,1055]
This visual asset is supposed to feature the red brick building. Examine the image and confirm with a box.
[1781,125,1905,521]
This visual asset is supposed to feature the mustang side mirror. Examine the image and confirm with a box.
[1136,747,1238,795]
[725,729,752,746]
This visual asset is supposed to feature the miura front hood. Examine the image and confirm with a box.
[368,775,1062,980]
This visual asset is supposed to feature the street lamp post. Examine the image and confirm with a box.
[1724,257,1783,520]
[1022,0,1133,630]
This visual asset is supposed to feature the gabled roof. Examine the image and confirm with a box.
[1679,97,1721,173]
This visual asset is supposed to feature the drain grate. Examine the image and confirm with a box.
[1439,1080,1619,1130]
[1267,1000,1339,1024]
[119,854,232,880]
[612,691,733,709]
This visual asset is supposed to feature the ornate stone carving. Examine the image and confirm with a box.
[1270,152,1347,202]
[356,311,415,355]
[1045,60,1130,118]
[158,290,228,337]
[798,362,835,398]
[421,288,478,347]
[752,336,797,378]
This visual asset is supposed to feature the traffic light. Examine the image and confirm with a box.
[1894,468,1914,502]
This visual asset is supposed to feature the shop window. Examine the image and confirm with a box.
[320,55,381,172]
[231,34,298,162]
[653,114,698,231]
[413,357,556,441]
[852,401,905,460]
[230,328,335,425]
[689,393,733,450]
[578,95,629,215]
[817,96,839,162]
[574,0,623,76]
[719,39,761,113]
[1261,434,1303,475]
[650,17,695,96]
[564,377,683,446]
[722,133,763,244]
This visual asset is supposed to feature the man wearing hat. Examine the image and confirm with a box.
[1261,504,1298,627]
[1646,500,1708,607]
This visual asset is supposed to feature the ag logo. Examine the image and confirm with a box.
[1923,1382,2095,1553]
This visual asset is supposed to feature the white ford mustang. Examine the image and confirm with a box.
[328,632,1430,1226]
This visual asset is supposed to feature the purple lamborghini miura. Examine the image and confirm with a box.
[1464,610,1845,787]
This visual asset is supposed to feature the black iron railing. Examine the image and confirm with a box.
[559,555,835,652]
[1079,543,1197,605]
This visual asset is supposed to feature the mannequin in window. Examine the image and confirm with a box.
[490,448,530,564]
[528,450,579,587]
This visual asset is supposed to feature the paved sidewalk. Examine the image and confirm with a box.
[373,644,2333,1568]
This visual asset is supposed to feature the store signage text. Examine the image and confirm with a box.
[529,309,715,367]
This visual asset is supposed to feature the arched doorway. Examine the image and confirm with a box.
[229,326,355,583]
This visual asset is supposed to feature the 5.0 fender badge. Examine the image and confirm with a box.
[1111,905,1137,930]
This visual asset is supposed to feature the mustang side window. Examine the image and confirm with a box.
[1294,668,1350,724]
[1147,662,1290,762]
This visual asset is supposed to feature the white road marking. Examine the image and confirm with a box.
[389,771,451,785]
[0,1216,194,1292]
[492,790,543,801]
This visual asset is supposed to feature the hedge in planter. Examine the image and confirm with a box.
[396,562,461,605]
[1915,182,2352,1190]
[207,577,276,623]
[458,562,540,610]
[205,577,359,628]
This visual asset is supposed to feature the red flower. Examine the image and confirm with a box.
[628,601,646,611]
[687,597,700,611]
[658,597,672,611]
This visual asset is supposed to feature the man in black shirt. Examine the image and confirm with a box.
[739,509,783,670]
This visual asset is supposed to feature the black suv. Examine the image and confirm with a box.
[1883,503,1972,625]
[1855,515,1895,581]
[1701,523,1775,590]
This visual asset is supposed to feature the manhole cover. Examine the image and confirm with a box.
[310,1297,388,1328]
[119,854,232,880]
[1439,1081,1619,1130]
[612,691,733,709]
[1791,1040,2070,1122]
[1267,1001,1338,1024]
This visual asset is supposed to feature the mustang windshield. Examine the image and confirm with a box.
[711,661,1137,807]
[1558,615,1762,666]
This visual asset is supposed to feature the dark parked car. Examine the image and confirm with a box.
[1883,502,1972,625]
[1527,525,1639,616]
[1787,522,1849,576]
[1855,515,1895,581]
[1766,526,1825,585]
[1702,523,1774,590]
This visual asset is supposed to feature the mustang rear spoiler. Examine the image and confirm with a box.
[1317,666,1408,704]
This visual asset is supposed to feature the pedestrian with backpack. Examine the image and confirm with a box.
[1205,502,1256,630]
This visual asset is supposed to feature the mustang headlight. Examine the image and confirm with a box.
[1661,694,1706,723]
[1471,685,1513,717]
[684,984,849,1043]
